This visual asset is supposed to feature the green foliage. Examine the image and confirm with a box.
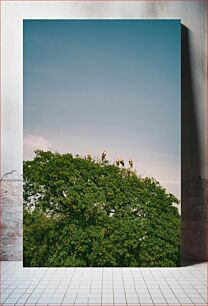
[23,150,181,267]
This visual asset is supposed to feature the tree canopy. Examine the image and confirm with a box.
[23,150,181,267]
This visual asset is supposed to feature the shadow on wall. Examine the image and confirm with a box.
[181,25,207,266]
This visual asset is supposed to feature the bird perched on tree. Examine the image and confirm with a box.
[101,151,106,161]
[129,159,133,168]
[120,160,125,167]
[116,159,120,166]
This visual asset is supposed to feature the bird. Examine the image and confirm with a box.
[116,160,120,166]
[120,160,125,167]
[101,151,106,161]
[129,159,133,168]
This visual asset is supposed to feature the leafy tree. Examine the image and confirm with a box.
[23,150,180,267]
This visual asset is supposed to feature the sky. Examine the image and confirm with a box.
[23,20,181,198]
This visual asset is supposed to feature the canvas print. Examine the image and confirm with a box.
[23,20,181,267]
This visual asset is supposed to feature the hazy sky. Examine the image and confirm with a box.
[23,20,181,198]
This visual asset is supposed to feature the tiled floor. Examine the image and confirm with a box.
[0,261,207,305]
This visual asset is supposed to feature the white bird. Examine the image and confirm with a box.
[120,160,125,167]
[101,151,106,161]
[129,160,133,168]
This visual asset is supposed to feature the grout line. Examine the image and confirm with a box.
[139,269,154,305]
[121,268,127,305]
[130,268,141,304]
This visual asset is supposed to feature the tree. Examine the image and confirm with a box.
[23,150,181,267]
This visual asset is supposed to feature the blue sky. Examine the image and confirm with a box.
[23,20,181,198]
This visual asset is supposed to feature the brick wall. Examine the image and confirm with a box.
[181,177,208,265]
[0,179,23,260]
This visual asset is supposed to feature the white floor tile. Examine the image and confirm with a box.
[89,293,102,299]
[102,297,114,303]
[114,298,127,303]
[126,294,138,299]
[89,298,102,303]
[63,296,77,303]
[75,297,89,304]
[139,298,153,303]
[126,297,140,303]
